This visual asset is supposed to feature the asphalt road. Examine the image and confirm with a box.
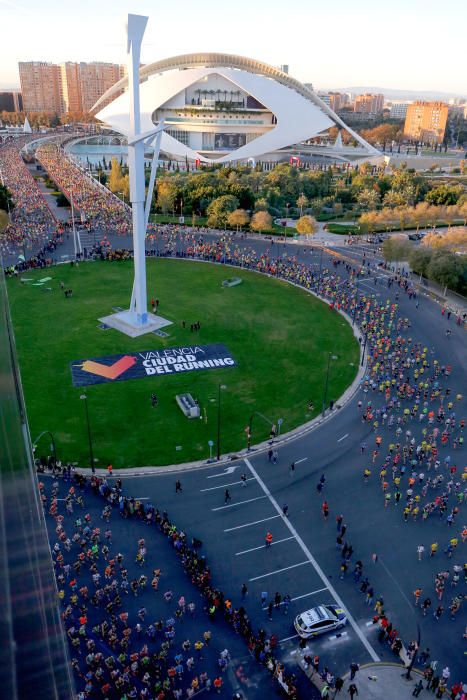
[8,225,467,694]
[95,232,466,688]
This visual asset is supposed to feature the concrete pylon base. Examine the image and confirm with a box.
[99,310,172,338]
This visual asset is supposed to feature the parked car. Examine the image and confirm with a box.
[294,604,347,638]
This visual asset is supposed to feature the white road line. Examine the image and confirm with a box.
[236,536,294,556]
[206,465,239,479]
[295,457,308,464]
[337,434,349,442]
[200,478,255,492]
[224,514,281,533]
[132,497,150,500]
[279,634,299,643]
[262,587,328,609]
[249,560,310,582]
[212,495,267,512]
[243,457,380,663]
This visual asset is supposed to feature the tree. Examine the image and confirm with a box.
[383,190,406,209]
[357,188,380,211]
[427,251,466,291]
[425,184,463,206]
[157,179,178,215]
[0,183,13,213]
[108,158,124,194]
[408,246,433,278]
[359,211,380,234]
[227,208,250,232]
[296,193,308,216]
[422,227,467,252]
[206,195,239,228]
[296,215,318,237]
[381,237,411,263]
[250,210,272,233]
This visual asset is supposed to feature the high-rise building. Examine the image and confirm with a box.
[18,60,124,115]
[403,101,448,144]
[328,92,346,112]
[18,61,62,113]
[78,62,123,112]
[59,62,82,113]
[354,93,384,114]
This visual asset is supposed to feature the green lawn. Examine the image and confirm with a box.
[7,259,359,468]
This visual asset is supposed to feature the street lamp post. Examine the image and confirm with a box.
[80,393,95,473]
[32,430,57,468]
[361,332,368,367]
[322,353,331,415]
[70,190,77,258]
[216,384,227,460]
[318,246,324,285]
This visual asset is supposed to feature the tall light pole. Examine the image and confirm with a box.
[216,384,227,460]
[70,190,78,258]
[80,394,95,473]
[32,430,57,467]
[361,332,368,367]
[322,354,338,415]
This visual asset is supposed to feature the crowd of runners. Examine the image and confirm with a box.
[0,138,58,256]
[35,140,132,234]
[40,472,298,699]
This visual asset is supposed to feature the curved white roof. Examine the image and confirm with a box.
[95,53,378,163]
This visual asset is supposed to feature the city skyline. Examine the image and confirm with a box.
[0,0,466,95]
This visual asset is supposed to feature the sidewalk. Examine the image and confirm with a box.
[298,660,427,698]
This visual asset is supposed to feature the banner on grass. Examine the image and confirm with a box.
[70,344,236,387]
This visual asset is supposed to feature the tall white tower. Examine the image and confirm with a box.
[100,14,171,337]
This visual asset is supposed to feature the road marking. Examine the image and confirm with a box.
[132,497,150,500]
[262,587,328,609]
[243,457,380,663]
[295,457,308,464]
[212,495,267,512]
[207,465,239,479]
[236,536,294,556]
[279,634,299,643]
[337,434,349,442]
[200,478,255,492]
[224,514,281,532]
[249,560,310,582]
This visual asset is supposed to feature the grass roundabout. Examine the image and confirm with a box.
[7,258,359,468]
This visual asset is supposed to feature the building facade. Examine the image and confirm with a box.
[18,61,124,115]
[403,101,448,143]
[18,61,62,113]
[354,93,384,114]
[94,53,379,164]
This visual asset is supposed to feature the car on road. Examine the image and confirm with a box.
[294,604,347,638]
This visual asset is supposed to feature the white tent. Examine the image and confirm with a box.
[23,116,32,134]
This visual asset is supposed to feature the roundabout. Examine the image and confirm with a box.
[7,257,359,468]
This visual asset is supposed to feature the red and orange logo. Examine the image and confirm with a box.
[76,355,136,380]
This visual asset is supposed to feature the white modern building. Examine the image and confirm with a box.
[93,53,379,164]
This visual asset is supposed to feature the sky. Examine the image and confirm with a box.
[0,0,466,95]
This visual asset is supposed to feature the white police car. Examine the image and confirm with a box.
[294,604,347,638]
